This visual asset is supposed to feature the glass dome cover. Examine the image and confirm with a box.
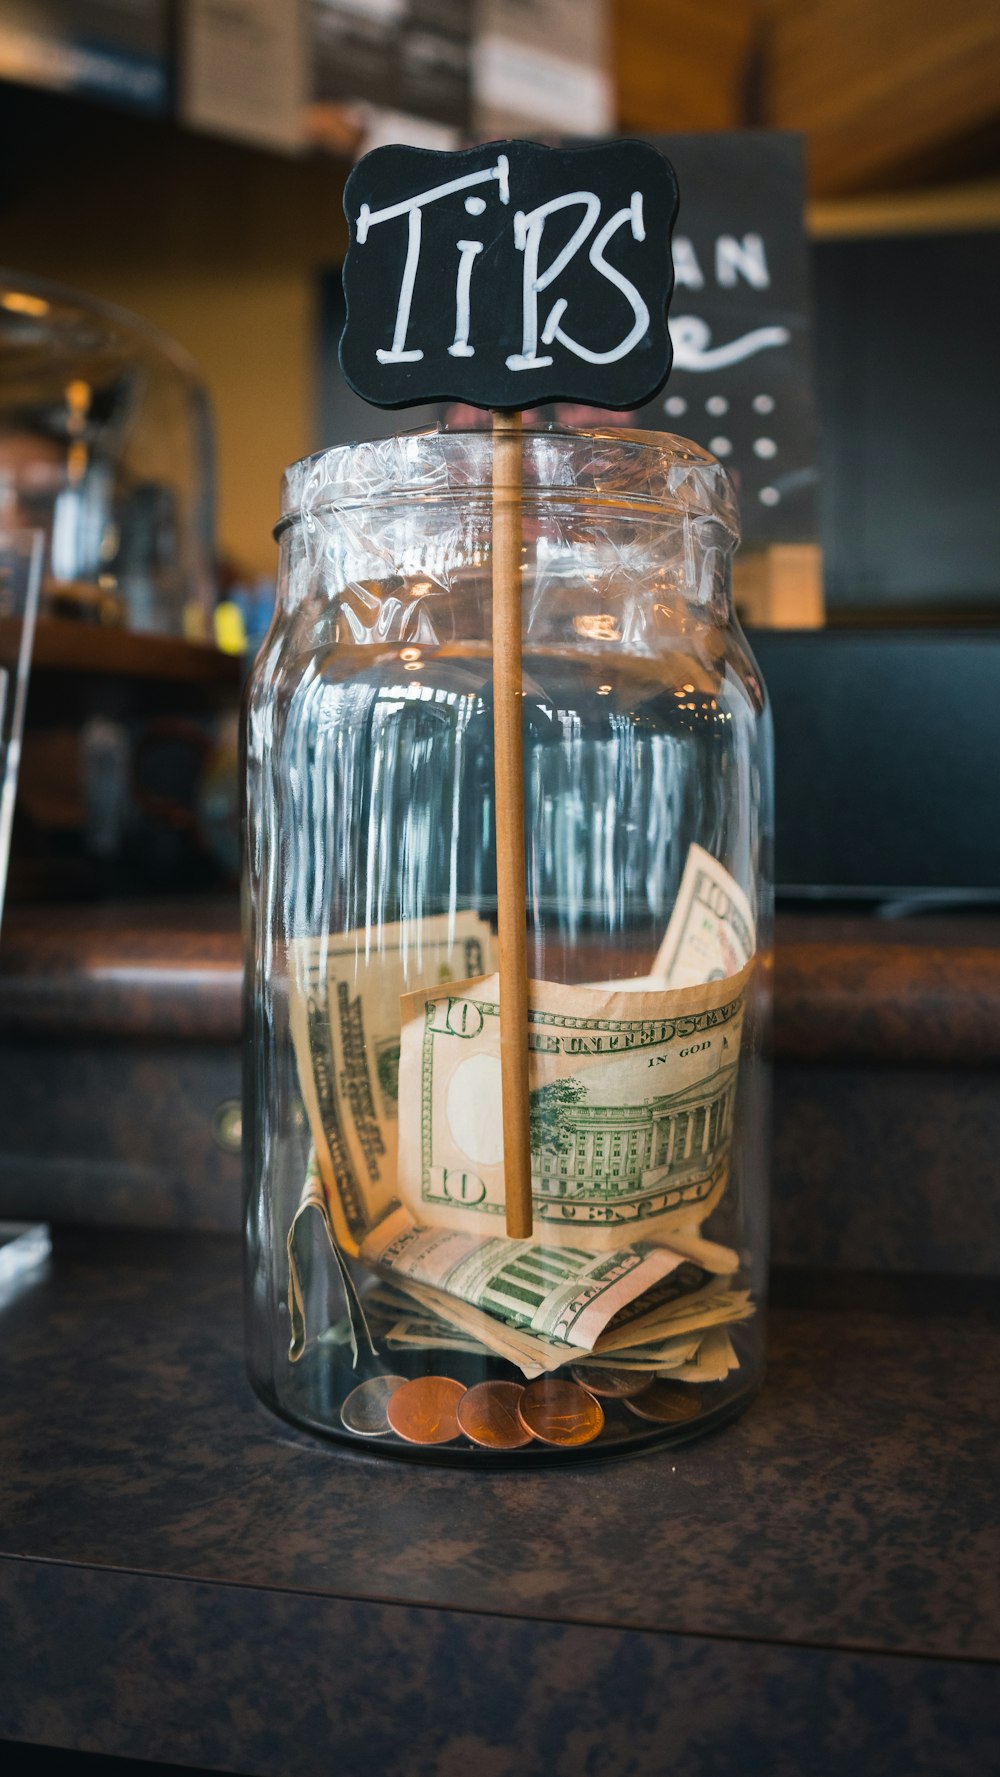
[0,269,215,635]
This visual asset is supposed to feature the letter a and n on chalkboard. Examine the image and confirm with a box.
[339,139,679,414]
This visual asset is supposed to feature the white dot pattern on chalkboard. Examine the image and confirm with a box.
[706,395,729,415]
[759,486,780,506]
[464,195,486,214]
[709,436,732,457]
[753,437,777,459]
[664,396,687,416]
[752,394,775,414]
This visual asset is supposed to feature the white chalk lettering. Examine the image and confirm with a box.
[378,205,425,363]
[539,194,649,366]
[355,158,661,375]
[506,191,602,371]
[670,315,790,371]
[357,155,510,366]
[507,189,649,372]
[715,233,770,289]
[449,239,484,357]
[672,236,704,290]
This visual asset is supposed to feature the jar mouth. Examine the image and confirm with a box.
[275,424,739,544]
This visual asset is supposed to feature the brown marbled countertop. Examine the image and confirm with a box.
[0,1231,997,1775]
[3,900,1000,1064]
[1,1230,997,1661]
[0,898,243,1043]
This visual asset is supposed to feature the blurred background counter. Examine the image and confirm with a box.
[2,899,1000,1286]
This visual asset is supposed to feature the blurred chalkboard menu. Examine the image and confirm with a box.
[0,0,169,112]
[310,0,472,150]
[641,133,817,547]
[319,131,817,548]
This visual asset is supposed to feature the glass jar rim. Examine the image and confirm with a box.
[276,424,739,544]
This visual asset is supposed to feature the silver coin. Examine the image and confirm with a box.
[341,1375,407,1438]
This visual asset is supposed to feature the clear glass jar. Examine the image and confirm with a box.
[244,427,772,1463]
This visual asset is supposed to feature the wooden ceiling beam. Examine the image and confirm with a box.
[613,0,758,134]
[757,0,1000,195]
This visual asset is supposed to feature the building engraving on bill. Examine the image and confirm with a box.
[532,1063,738,1210]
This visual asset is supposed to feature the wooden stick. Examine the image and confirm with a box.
[491,408,532,1240]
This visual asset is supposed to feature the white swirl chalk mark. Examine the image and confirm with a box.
[669,315,791,371]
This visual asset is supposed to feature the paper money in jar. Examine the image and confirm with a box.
[393,962,751,1251]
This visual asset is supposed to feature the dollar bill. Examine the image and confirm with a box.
[386,1319,495,1358]
[286,853,756,1359]
[652,843,756,988]
[382,1274,564,1376]
[547,1290,750,1374]
[320,1298,737,1383]
[384,1312,733,1380]
[655,1228,739,1274]
[595,1287,752,1354]
[381,1310,741,1386]
[585,1325,742,1378]
[288,912,496,1258]
[669,1327,740,1383]
[360,1204,706,1352]
[297,1158,753,1374]
[396,962,750,1251]
[570,1337,702,1373]
[287,1150,379,1362]
[290,1169,570,1373]
[363,1249,743,1378]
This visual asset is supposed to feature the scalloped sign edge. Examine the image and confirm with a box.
[339,138,680,414]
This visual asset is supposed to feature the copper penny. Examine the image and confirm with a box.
[340,1374,407,1438]
[517,1378,605,1447]
[624,1382,703,1425]
[570,1364,654,1400]
[385,1375,466,1445]
[457,1381,534,1449]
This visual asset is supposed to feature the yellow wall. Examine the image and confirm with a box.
[2,104,349,577]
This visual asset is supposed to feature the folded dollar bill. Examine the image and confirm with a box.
[587,845,755,991]
[669,1326,741,1383]
[360,1204,710,1351]
[285,848,758,1360]
[653,843,756,987]
[396,963,751,1252]
[288,911,497,1259]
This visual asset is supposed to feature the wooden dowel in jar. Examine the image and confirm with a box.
[491,408,533,1240]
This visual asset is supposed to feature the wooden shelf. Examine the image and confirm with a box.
[0,616,241,686]
[808,174,1000,238]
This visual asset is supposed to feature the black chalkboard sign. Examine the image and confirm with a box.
[339,139,678,412]
[641,132,817,545]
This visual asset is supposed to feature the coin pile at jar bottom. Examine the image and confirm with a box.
[340,1370,704,1450]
